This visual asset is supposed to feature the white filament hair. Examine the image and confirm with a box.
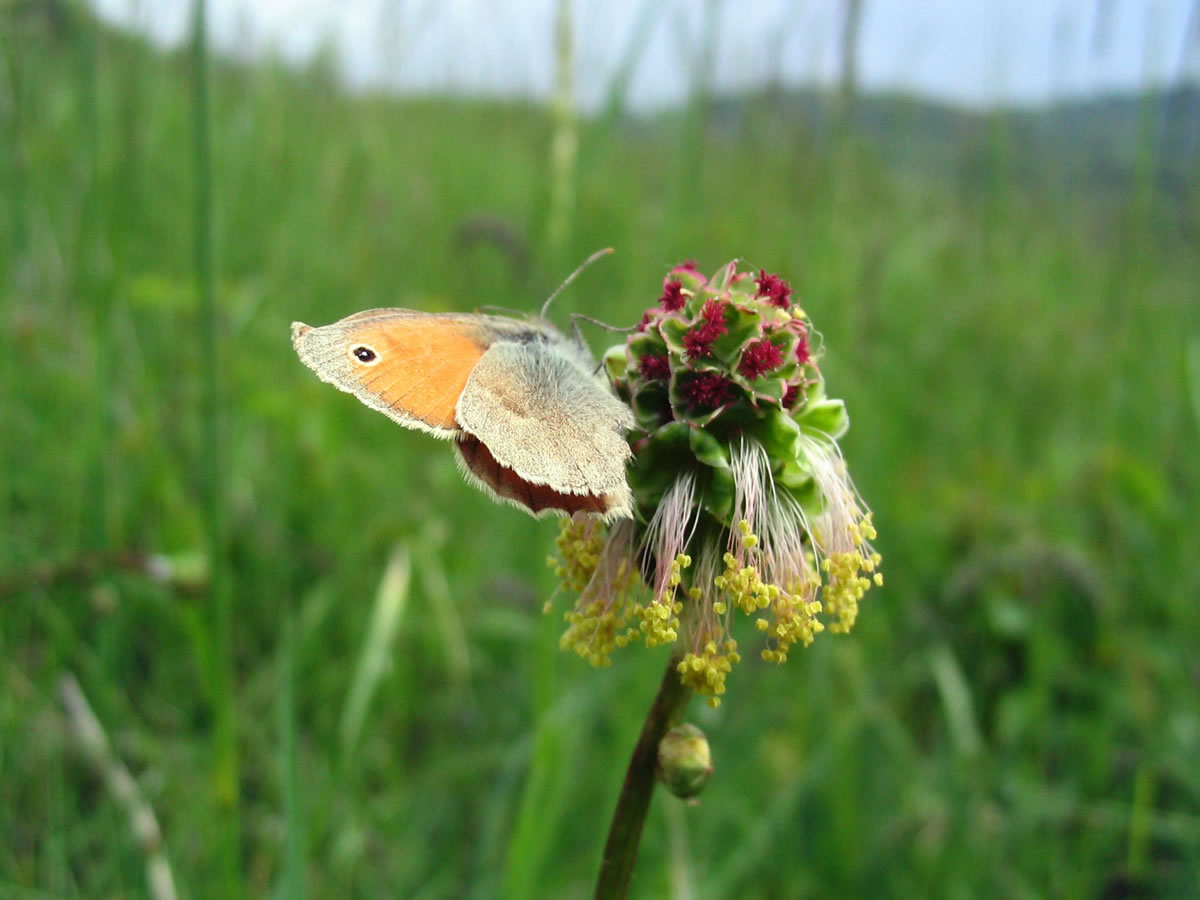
[642,473,698,601]
[729,439,816,589]
[580,515,638,607]
[797,431,871,557]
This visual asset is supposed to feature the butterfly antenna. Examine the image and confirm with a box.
[570,312,636,335]
[540,247,615,320]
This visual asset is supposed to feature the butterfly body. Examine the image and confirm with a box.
[291,309,634,520]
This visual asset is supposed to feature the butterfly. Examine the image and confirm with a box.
[291,306,634,520]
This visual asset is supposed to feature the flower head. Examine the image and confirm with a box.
[553,260,879,706]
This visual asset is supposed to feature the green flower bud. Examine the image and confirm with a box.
[656,723,713,799]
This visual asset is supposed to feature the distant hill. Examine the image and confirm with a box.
[665,83,1200,198]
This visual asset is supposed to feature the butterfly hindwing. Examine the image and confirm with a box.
[455,338,634,512]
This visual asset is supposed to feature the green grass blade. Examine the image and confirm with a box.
[340,545,412,764]
[190,0,241,890]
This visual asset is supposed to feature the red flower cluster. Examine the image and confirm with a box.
[737,338,784,379]
[659,279,686,311]
[683,299,730,360]
[682,330,715,359]
[638,353,671,381]
[680,372,734,411]
[754,270,793,308]
[795,332,811,365]
[700,298,727,326]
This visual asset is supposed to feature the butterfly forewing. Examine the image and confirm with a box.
[292,311,490,436]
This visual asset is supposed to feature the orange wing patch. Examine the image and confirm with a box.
[348,318,489,430]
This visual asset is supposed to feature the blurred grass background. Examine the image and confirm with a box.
[2,1,1199,897]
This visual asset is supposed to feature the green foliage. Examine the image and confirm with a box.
[2,8,1199,899]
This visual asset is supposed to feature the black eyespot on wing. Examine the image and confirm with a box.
[353,346,377,363]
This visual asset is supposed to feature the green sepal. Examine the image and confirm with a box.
[779,465,821,512]
[795,398,849,440]
[658,316,692,356]
[775,437,823,510]
[802,374,829,404]
[627,421,735,523]
[627,331,667,365]
[688,426,730,471]
[724,368,788,408]
[747,407,802,467]
[700,463,736,523]
[704,398,758,435]
[709,260,740,291]
[612,378,632,404]
[746,376,788,405]
[776,457,812,491]
[631,381,672,431]
[680,424,736,523]
[672,267,708,294]
[710,305,762,366]
[627,422,692,514]
[671,288,705,319]
[603,343,628,380]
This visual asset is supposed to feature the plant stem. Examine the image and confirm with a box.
[60,674,179,900]
[545,0,577,260]
[593,655,692,899]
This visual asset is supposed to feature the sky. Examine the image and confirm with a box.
[90,0,1200,111]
